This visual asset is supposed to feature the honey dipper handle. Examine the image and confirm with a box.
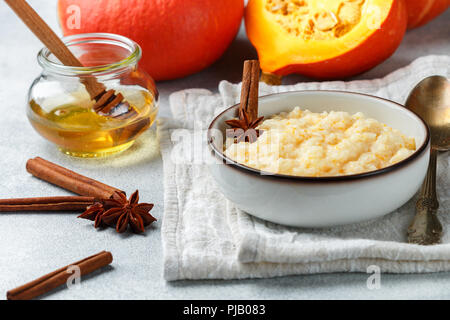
[4,0,105,97]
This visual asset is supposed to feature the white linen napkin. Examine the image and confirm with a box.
[159,55,450,281]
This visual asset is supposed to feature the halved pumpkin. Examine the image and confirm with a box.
[245,0,408,80]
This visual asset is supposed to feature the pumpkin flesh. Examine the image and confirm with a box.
[245,0,408,79]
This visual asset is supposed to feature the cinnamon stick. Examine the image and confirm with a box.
[0,196,96,212]
[240,60,260,122]
[7,251,113,300]
[225,60,264,144]
[4,0,119,111]
[26,157,123,199]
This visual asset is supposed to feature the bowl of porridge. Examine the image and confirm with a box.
[207,90,430,227]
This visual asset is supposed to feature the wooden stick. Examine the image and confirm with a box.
[26,157,124,199]
[7,251,113,300]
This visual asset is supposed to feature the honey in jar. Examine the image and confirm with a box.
[27,33,158,158]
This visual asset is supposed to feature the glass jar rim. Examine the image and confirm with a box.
[37,32,142,76]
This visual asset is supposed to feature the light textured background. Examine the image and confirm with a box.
[0,0,449,299]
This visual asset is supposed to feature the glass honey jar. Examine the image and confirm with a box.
[27,33,158,158]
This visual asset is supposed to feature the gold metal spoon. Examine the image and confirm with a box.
[405,75,450,245]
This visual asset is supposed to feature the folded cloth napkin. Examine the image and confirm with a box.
[159,55,450,281]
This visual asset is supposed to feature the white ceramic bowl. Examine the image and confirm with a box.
[207,91,430,227]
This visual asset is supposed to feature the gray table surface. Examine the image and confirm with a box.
[0,0,449,300]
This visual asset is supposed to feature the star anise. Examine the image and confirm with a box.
[78,190,156,234]
[101,190,156,234]
[78,202,107,228]
[225,108,264,143]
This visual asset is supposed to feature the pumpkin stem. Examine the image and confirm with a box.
[260,71,282,86]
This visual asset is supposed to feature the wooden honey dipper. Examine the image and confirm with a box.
[5,0,132,116]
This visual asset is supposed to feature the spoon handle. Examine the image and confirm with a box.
[407,148,442,245]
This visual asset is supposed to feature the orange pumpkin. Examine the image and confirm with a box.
[57,0,244,81]
[405,0,449,29]
[245,0,408,80]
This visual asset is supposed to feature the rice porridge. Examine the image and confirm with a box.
[224,107,416,177]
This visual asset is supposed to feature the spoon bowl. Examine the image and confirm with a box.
[406,75,450,151]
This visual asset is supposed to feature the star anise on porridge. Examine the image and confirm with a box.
[225,108,264,143]
[225,60,263,143]
[78,190,156,234]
